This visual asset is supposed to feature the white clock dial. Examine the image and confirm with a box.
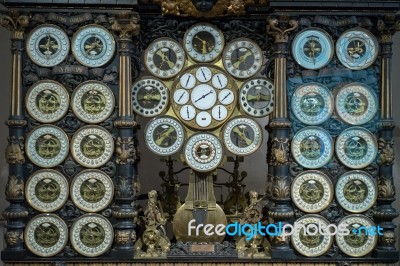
[180,105,196,121]
[212,73,228,89]
[183,23,224,63]
[180,73,196,89]
[26,24,70,67]
[195,66,212,83]
[144,37,186,79]
[72,24,115,68]
[191,84,217,110]
[196,111,212,128]
[218,89,235,105]
[173,89,189,105]
[212,105,228,121]
[223,38,263,79]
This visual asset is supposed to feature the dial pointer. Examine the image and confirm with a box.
[221,92,231,102]
[178,91,185,102]
[186,75,191,87]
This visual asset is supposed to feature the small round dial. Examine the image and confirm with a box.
[145,116,186,156]
[72,25,115,67]
[173,89,190,105]
[222,116,262,156]
[240,78,274,117]
[191,84,217,110]
[223,38,263,79]
[184,132,224,172]
[183,23,224,63]
[212,105,228,121]
[180,73,196,89]
[196,66,212,82]
[26,24,70,67]
[218,89,235,105]
[171,64,238,130]
[180,105,196,121]
[212,73,228,89]
[144,37,186,79]
[336,28,378,70]
[132,77,169,117]
[292,28,334,70]
[196,111,212,128]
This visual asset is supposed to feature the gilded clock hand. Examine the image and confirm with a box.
[221,92,231,102]
[195,90,213,102]
[233,126,252,146]
[247,92,270,102]
[233,50,253,69]
[155,126,175,146]
[195,35,208,54]
[156,49,175,68]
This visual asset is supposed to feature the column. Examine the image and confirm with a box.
[0,12,29,257]
[266,16,298,259]
[110,13,141,254]
[373,18,399,259]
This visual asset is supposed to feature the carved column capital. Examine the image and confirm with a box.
[110,12,140,40]
[0,11,29,39]
[266,17,298,43]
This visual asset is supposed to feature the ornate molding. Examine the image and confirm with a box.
[116,137,136,165]
[6,119,27,127]
[270,137,289,165]
[144,0,267,17]
[110,12,140,39]
[266,17,298,43]
[114,119,138,128]
[377,16,400,43]
[271,176,291,200]
[5,176,24,199]
[0,11,29,38]
[378,176,396,199]
[5,136,25,165]
[377,138,395,166]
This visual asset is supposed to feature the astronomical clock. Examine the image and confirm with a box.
[0,0,399,265]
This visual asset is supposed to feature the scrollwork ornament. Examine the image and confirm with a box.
[5,175,24,199]
[116,137,136,164]
[266,17,298,43]
[377,176,395,199]
[378,138,395,165]
[271,137,289,165]
[5,136,25,164]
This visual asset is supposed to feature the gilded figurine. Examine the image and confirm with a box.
[134,190,170,258]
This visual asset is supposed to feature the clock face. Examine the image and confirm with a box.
[335,215,378,257]
[223,38,263,79]
[25,214,68,257]
[183,23,224,62]
[71,81,115,124]
[291,215,333,257]
[184,132,224,172]
[26,80,70,123]
[26,24,70,67]
[144,37,186,79]
[222,116,262,156]
[145,116,186,156]
[171,64,237,130]
[336,28,378,70]
[70,214,114,257]
[72,25,116,67]
[335,171,377,213]
[239,78,274,117]
[291,28,334,70]
[131,77,169,117]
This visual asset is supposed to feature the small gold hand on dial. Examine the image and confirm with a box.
[233,126,252,146]
[233,50,253,69]
[195,35,208,54]
[156,49,175,68]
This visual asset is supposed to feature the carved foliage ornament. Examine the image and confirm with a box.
[0,11,29,39]
[5,175,24,199]
[5,230,23,246]
[110,13,140,39]
[267,17,298,43]
[377,138,395,165]
[271,137,289,165]
[378,176,395,199]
